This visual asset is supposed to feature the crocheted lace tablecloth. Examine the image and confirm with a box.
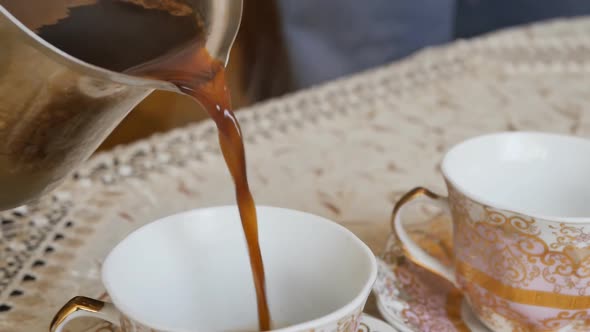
[2,17,590,332]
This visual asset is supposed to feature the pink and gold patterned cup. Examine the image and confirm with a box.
[393,132,590,332]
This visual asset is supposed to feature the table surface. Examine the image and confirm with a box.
[3,17,590,332]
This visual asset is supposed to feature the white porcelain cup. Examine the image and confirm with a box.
[50,206,377,332]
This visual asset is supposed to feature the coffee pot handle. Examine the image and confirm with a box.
[50,296,121,332]
[390,187,457,286]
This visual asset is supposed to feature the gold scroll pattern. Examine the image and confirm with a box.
[379,210,468,331]
[447,184,590,331]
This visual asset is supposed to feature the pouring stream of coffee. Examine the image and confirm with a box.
[127,43,271,332]
[126,44,272,332]
[20,0,271,330]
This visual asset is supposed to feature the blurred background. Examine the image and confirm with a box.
[100,0,590,150]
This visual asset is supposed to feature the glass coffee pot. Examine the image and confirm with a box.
[0,0,242,210]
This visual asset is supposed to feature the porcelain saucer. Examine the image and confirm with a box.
[360,314,402,332]
[72,311,397,331]
[373,214,491,332]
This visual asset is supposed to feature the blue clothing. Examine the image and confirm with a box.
[456,0,590,38]
[278,0,454,88]
[278,0,590,88]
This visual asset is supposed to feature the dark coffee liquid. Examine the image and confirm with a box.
[2,0,203,72]
[22,0,271,330]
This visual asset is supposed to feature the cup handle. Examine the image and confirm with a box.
[50,296,121,332]
[391,187,456,286]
